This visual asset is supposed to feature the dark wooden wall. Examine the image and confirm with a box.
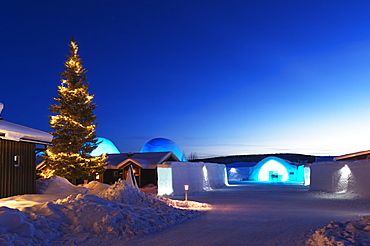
[0,139,36,198]
[103,161,157,187]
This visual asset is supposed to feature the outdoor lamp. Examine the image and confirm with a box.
[184,185,189,201]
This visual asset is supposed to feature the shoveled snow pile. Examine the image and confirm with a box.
[307,216,370,245]
[0,176,207,245]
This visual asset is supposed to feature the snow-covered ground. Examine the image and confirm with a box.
[1,178,370,245]
[0,176,210,245]
[307,215,370,245]
[127,182,370,246]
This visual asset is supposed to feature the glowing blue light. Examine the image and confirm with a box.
[90,137,120,156]
[230,168,237,173]
[258,159,289,181]
[140,138,187,161]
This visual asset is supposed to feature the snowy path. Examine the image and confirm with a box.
[126,182,370,246]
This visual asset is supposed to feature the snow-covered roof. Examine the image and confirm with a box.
[105,152,180,169]
[0,120,52,144]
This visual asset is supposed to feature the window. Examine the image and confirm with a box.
[14,155,21,167]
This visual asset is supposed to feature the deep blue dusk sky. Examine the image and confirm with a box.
[2,1,370,158]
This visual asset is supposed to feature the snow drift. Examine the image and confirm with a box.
[0,176,208,245]
[307,216,370,245]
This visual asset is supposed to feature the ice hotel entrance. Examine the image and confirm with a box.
[227,156,310,184]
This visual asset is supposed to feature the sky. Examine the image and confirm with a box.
[2,1,370,158]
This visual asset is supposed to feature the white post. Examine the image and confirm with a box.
[184,184,189,201]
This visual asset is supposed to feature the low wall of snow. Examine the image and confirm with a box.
[157,162,227,196]
[310,159,370,196]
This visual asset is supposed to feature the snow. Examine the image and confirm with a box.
[157,161,227,196]
[310,159,370,196]
[307,216,370,245]
[307,159,370,245]
[127,182,370,246]
[0,176,208,245]
[0,120,52,143]
[2,170,370,245]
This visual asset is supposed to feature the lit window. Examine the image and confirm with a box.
[14,155,20,167]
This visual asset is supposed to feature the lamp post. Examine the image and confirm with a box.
[184,184,189,201]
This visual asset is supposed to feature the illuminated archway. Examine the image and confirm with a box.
[257,158,289,181]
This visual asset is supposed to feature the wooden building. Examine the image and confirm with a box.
[334,150,370,161]
[103,152,179,187]
[0,119,52,198]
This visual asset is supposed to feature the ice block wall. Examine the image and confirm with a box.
[157,161,227,196]
[310,159,370,196]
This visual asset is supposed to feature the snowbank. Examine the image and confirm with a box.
[307,216,370,245]
[158,161,227,196]
[310,159,370,196]
[0,176,208,245]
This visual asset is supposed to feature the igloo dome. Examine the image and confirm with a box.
[140,138,187,161]
[90,137,120,156]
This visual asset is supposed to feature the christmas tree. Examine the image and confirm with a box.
[45,38,107,184]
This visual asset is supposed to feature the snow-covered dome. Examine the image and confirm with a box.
[140,138,187,161]
[90,137,120,156]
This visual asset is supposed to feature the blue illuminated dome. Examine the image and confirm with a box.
[140,138,187,161]
[91,137,120,156]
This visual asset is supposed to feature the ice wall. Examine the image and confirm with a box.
[310,159,370,196]
[227,167,253,181]
[157,162,227,196]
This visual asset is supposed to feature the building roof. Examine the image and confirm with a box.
[334,150,370,161]
[105,152,180,169]
[0,120,52,144]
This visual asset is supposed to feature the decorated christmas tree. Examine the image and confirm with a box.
[44,38,107,184]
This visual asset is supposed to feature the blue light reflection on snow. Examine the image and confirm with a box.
[257,160,289,181]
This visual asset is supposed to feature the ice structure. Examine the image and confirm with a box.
[310,159,370,196]
[227,156,308,183]
[157,161,227,196]
[140,138,187,161]
[90,137,120,156]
